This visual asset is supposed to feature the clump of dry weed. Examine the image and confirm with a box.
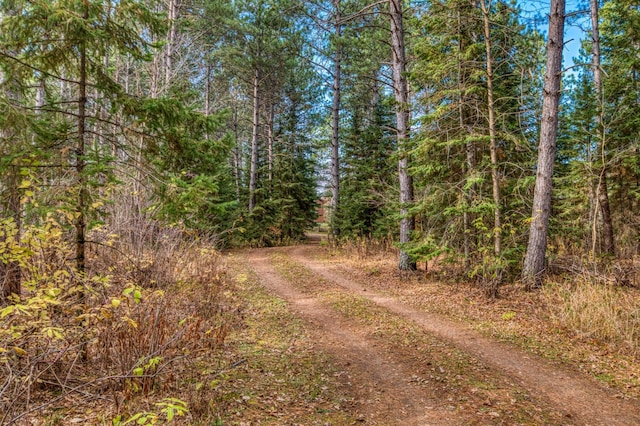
[333,235,397,262]
[543,275,640,357]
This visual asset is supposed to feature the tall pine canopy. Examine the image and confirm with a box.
[1,0,640,286]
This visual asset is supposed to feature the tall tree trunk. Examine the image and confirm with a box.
[150,53,159,98]
[0,62,22,304]
[457,6,473,269]
[390,0,416,271]
[204,63,211,116]
[590,0,615,256]
[35,77,45,113]
[76,7,88,277]
[267,103,275,186]
[165,0,178,88]
[481,0,501,256]
[233,101,241,203]
[522,0,565,289]
[248,67,260,213]
[367,77,379,125]
[1,168,21,305]
[330,0,341,233]
[77,4,89,361]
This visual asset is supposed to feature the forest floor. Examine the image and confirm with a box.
[217,236,640,425]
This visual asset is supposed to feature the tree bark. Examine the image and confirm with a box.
[165,0,178,88]
[330,0,341,233]
[77,3,90,362]
[590,0,615,256]
[1,168,21,305]
[267,102,275,187]
[522,0,565,289]
[248,67,260,213]
[150,51,159,98]
[205,63,211,116]
[390,0,416,271]
[481,0,501,256]
[0,54,22,304]
[76,6,88,277]
[232,101,241,203]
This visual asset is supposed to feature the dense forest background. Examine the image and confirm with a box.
[2,0,639,285]
[1,0,640,422]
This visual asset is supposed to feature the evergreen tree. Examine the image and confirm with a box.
[241,52,321,245]
[598,0,640,257]
[410,0,543,279]
[199,0,321,245]
[336,93,396,238]
[0,0,164,273]
[329,0,396,239]
[589,0,615,256]
[555,68,597,253]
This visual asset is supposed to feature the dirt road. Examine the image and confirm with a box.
[245,245,640,425]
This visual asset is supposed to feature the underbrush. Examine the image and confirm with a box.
[0,214,237,425]
[544,259,640,357]
[329,235,398,262]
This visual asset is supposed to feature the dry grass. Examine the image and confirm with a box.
[540,256,640,357]
[331,235,398,263]
[544,278,640,356]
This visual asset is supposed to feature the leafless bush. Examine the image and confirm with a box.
[91,188,220,290]
[549,255,639,288]
[336,235,397,261]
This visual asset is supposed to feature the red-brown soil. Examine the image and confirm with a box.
[245,244,640,425]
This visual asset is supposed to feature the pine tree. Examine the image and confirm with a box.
[555,67,597,253]
[410,0,543,278]
[390,0,416,271]
[522,0,565,288]
[0,0,165,274]
[599,0,640,257]
[328,0,396,239]
[330,0,343,234]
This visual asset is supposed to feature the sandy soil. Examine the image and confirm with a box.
[246,244,640,425]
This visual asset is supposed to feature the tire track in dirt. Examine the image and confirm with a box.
[247,249,460,425]
[289,245,640,426]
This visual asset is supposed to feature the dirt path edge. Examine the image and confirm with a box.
[246,250,460,425]
[289,245,640,426]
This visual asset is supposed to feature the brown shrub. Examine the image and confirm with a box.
[0,213,236,424]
